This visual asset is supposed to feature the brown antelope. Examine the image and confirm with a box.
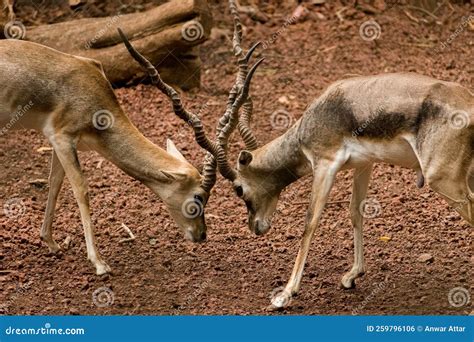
[0,26,259,275]
[217,0,473,310]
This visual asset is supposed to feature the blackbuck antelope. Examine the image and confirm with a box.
[217,0,474,310]
[0,28,257,275]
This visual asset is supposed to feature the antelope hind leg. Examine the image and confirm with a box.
[341,164,373,289]
[40,150,65,253]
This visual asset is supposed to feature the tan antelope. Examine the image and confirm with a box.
[0,27,258,275]
[217,0,474,310]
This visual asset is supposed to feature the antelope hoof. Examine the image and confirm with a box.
[341,276,356,289]
[265,303,284,312]
[43,238,61,254]
[94,261,112,275]
[269,290,292,310]
[341,271,364,289]
[49,244,61,254]
[341,279,355,290]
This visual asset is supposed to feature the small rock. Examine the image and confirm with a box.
[63,236,72,250]
[291,4,310,23]
[314,12,326,20]
[29,179,48,187]
[417,253,434,263]
[277,95,290,106]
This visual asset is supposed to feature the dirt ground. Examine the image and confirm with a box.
[1,0,473,315]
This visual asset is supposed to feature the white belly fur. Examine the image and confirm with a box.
[343,134,420,170]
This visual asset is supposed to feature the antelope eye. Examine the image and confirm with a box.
[234,186,244,197]
[194,194,204,203]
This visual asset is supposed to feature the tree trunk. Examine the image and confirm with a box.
[2,0,212,89]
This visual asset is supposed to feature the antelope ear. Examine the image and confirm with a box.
[160,170,187,183]
[167,139,186,162]
[238,150,253,167]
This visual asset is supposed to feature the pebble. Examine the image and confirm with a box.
[277,95,290,106]
[417,253,434,263]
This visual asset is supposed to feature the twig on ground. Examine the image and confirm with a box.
[336,6,347,22]
[119,223,136,243]
[398,42,434,48]
[403,9,420,23]
[0,270,15,274]
[405,5,439,20]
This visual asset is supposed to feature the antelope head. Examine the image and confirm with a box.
[118,29,226,242]
[118,26,264,242]
[215,0,286,236]
[155,139,211,242]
